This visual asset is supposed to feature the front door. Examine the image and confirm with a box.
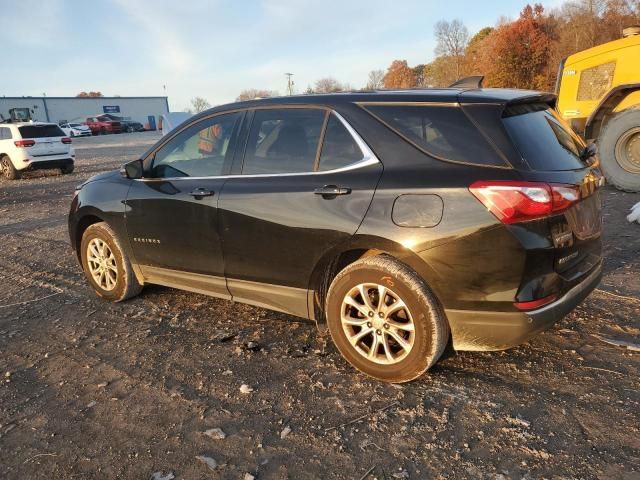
[218,108,382,316]
[125,111,243,295]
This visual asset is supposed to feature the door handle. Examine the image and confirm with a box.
[314,185,352,198]
[189,188,214,198]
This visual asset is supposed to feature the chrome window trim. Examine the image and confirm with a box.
[136,110,380,182]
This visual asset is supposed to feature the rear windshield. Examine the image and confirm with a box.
[363,104,505,166]
[18,125,65,139]
[502,104,586,171]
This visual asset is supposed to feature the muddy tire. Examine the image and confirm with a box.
[325,255,449,383]
[80,222,142,302]
[1,155,20,180]
[598,109,640,192]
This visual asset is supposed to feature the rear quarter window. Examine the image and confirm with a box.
[18,125,66,138]
[502,105,586,171]
[363,104,506,167]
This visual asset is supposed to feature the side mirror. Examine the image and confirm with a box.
[120,158,144,179]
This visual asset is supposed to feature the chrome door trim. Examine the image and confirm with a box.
[134,110,381,182]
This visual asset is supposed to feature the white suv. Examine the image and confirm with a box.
[0,122,75,180]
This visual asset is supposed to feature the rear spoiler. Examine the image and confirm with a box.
[506,93,557,109]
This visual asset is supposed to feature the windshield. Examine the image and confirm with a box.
[502,104,587,171]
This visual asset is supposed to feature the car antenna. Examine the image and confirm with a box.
[448,76,484,89]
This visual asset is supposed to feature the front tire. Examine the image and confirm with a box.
[326,255,449,383]
[80,222,142,302]
[598,109,640,192]
[1,155,20,180]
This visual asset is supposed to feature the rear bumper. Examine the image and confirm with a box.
[446,261,602,351]
[25,158,74,171]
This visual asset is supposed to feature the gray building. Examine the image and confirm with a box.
[0,96,170,129]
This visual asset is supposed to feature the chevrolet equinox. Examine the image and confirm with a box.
[69,88,603,382]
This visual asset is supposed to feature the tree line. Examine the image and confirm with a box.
[232,0,640,102]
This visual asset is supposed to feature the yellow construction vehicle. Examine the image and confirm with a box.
[556,25,640,192]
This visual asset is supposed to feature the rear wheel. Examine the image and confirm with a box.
[80,222,142,302]
[60,163,74,174]
[1,155,20,180]
[598,109,640,192]
[326,255,449,383]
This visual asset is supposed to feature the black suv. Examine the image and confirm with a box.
[69,88,603,382]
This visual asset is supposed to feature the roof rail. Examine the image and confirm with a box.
[449,76,484,89]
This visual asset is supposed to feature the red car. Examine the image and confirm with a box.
[84,116,122,135]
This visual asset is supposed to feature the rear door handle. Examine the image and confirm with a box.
[189,188,214,198]
[314,185,352,198]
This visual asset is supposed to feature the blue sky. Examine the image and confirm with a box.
[0,0,564,111]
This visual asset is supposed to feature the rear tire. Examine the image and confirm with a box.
[60,163,74,175]
[598,109,640,192]
[325,255,449,383]
[1,155,20,180]
[80,222,142,302]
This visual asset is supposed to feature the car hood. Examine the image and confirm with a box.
[79,170,120,188]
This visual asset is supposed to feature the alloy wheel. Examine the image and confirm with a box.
[340,283,415,365]
[86,238,118,291]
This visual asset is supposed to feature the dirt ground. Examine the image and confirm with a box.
[0,132,639,480]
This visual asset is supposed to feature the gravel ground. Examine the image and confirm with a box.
[0,132,639,479]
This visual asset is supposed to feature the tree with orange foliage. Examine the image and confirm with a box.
[383,60,417,89]
[483,4,552,90]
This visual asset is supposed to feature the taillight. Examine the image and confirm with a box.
[14,139,35,147]
[61,137,72,144]
[514,293,558,311]
[469,181,581,224]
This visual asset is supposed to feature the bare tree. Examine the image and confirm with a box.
[434,19,470,80]
[365,69,385,89]
[236,89,279,101]
[314,77,346,93]
[190,96,211,113]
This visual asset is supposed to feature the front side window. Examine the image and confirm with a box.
[317,114,364,171]
[151,112,241,178]
[242,108,326,174]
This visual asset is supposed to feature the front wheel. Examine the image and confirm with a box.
[1,155,20,180]
[326,255,449,383]
[80,222,142,302]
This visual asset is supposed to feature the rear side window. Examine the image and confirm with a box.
[0,127,12,140]
[502,105,586,171]
[363,104,505,166]
[18,125,65,138]
[318,114,364,171]
[242,108,326,174]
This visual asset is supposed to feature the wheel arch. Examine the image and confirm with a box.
[585,83,640,140]
[307,235,442,330]
[73,213,106,263]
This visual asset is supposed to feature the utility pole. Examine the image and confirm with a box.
[284,73,294,95]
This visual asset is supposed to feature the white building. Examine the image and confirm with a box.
[0,96,170,129]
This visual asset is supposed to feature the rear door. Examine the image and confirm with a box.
[18,124,69,156]
[218,107,382,317]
